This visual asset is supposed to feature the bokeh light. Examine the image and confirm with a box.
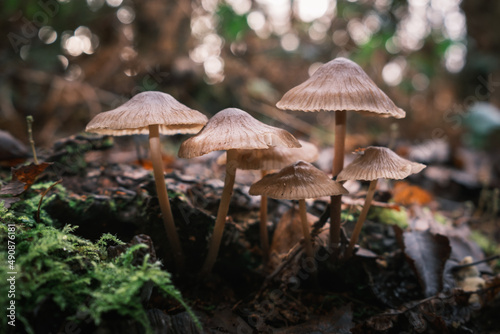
[445,43,467,73]
[38,26,57,45]
[226,0,252,15]
[62,26,99,57]
[106,0,122,8]
[280,33,300,51]
[295,0,329,22]
[117,6,135,25]
[382,58,406,86]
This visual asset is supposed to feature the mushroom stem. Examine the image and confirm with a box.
[201,149,238,275]
[260,170,270,263]
[346,179,378,258]
[149,124,184,271]
[330,110,346,248]
[299,199,315,263]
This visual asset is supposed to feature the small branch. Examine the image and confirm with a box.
[450,255,500,272]
[26,116,38,164]
[379,284,500,317]
[36,179,62,223]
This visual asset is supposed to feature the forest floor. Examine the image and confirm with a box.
[1,133,500,334]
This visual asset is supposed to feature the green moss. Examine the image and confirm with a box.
[434,211,449,225]
[0,208,198,333]
[470,230,499,255]
[83,244,199,331]
[369,207,408,228]
[30,182,66,192]
[341,211,356,223]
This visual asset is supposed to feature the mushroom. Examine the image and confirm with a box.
[249,161,348,263]
[336,146,426,257]
[217,140,319,262]
[276,57,405,249]
[85,91,208,271]
[178,108,301,274]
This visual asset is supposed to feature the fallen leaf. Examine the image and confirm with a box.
[447,230,492,275]
[363,314,395,331]
[393,181,433,205]
[343,196,401,210]
[12,162,52,186]
[269,206,317,269]
[404,138,449,164]
[0,130,29,161]
[483,274,500,304]
[0,197,21,209]
[404,230,451,297]
[0,162,52,197]
[354,247,378,258]
[133,154,175,171]
[0,180,26,196]
[273,304,353,333]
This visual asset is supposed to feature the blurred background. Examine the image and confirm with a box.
[1,0,500,182]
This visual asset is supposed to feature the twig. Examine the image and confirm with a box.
[266,242,303,282]
[36,179,62,223]
[450,255,500,272]
[26,116,38,164]
[379,284,500,317]
[253,242,304,301]
[312,204,330,231]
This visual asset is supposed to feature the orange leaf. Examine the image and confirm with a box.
[133,153,176,171]
[393,181,432,205]
[12,162,52,186]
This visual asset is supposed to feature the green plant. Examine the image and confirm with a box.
[0,203,199,333]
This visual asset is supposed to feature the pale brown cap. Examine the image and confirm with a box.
[337,146,426,182]
[216,139,319,170]
[249,160,348,200]
[85,91,208,136]
[178,108,301,159]
[276,57,405,119]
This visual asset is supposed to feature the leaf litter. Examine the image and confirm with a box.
[1,134,499,333]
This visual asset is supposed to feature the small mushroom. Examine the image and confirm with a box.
[178,108,300,274]
[337,146,426,257]
[85,91,208,271]
[216,140,319,262]
[249,161,348,263]
[276,57,405,248]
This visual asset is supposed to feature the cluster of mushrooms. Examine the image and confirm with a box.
[85,57,426,274]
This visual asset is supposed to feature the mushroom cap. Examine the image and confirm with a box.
[276,57,405,119]
[216,139,319,170]
[336,146,426,181]
[249,160,348,200]
[85,91,208,136]
[178,108,301,159]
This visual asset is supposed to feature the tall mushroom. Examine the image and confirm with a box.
[337,146,426,257]
[85,91,208,271]
[217,140,319,262]
[178,108,301,274]
[249,161,348,263]
[276,57,406,249]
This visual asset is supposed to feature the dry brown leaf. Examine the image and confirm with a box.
[269,206,317,269]
[0,162,52,196]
